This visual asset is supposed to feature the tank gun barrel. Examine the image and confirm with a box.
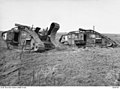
[15,23,31,29]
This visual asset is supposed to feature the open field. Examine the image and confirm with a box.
[1,32,120,86]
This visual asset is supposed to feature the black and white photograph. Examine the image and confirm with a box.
[0,0,120,88]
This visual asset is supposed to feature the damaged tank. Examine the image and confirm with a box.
[1,22,60,52]
[59,28,118,48]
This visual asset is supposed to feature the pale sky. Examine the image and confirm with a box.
[0,0,120,33]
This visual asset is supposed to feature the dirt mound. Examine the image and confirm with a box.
[0,33,120,86]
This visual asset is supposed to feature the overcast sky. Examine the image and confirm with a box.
[0,0,120,33]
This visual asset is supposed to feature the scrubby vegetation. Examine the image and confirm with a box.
[0,32,120,86]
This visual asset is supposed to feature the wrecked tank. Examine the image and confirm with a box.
[59,28,118,48]
[1,22,60,52]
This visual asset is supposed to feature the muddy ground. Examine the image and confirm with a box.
[0,32,120,86]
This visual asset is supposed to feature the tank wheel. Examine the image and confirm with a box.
[33,44,39,51]
[107,42,113,47]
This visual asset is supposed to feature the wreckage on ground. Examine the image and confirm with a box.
[1,22,60,52]
[1,23,118,52]
[59,28,118,48]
